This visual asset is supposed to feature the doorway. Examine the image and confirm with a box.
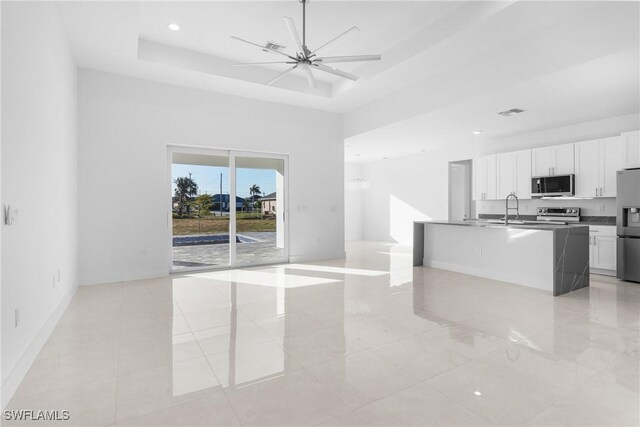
[169,147,288,272]
[448,160,474,222]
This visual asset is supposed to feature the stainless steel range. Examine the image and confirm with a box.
[537,207,581,223]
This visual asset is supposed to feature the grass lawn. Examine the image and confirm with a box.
[173,215,276,235]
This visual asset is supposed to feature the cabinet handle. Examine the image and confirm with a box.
[595,187,598,197]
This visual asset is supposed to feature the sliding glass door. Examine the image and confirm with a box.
[234,154,286,266]
[169,147,288,272]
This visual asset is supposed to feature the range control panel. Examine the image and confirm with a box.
[537,207,581,222]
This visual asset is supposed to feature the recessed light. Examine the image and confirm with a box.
[474,391,482,396]
[168,23,181,31]
[472,130,482,135]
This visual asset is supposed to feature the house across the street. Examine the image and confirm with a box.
[259,192,277,215]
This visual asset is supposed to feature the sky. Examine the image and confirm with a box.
[172,164,276,198]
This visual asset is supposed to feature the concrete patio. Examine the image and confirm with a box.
[172,232,285,269]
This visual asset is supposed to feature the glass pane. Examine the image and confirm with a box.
[172,152,230,270]
[235,156,285,265]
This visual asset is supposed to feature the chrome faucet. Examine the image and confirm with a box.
[504,193,519,225]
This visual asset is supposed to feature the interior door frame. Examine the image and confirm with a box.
[167,145,290,273]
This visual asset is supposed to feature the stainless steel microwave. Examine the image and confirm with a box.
[531,174,575,197]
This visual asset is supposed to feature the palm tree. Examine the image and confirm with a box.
[249,184,261,199]
[174,173,198,217]
[249,184,262,217]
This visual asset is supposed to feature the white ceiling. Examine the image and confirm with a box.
[55,1,640,163]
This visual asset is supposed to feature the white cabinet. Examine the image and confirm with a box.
[589,226,616,274]
[601,136,621,197]
[497,150,531,199]
[532,146,554,177]
[473,155,497,200]
[532,143,575,176]
[554,143,575,175]
[621,130,640,169]
[575,136,621,198]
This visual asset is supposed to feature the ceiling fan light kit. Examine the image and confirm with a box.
[231,0,381,87]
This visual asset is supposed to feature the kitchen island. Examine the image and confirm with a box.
[413,220,589,296]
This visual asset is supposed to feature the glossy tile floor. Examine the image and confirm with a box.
[6,241,639,426]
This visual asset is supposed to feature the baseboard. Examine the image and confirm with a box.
[289,250,346,263]
[590,268,616,277]
[1,285,77,409]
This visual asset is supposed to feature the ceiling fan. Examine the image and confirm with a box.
[230,0,381,88]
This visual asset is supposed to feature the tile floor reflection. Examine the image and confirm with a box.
[5,241,639,426]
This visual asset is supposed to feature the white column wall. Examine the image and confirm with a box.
[1,2,78,407]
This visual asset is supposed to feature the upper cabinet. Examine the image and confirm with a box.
[532,143,575,177]
[497,150,531,199]
[471,131,636,204]
[473,155,497,200]
[575,136,621,198]
[621,130,640,169]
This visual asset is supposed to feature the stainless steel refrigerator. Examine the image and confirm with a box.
[617,169,640,282]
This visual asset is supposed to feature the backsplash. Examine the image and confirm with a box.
[476,197,617,217]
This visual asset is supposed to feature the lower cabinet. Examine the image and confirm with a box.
[589,226,616,274]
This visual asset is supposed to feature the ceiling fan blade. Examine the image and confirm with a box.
[311,26,360,56]
[315,54,381,64]
[232,61,297,66]
[230,36,296,60]
[313,63,359,81]
[299,64,316,88]
[267,65,298,85]
[283,17,304,55]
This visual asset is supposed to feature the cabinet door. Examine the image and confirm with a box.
[553,143,575,175]
[485,155,498,200]
[594,236,617,271]
[600,136,622,197]
[532,147,552,177]
[473,157,486,200]
[575,139,600,198]
[497,152,516,199]
[622,130,640,169]
[516,150,532,199]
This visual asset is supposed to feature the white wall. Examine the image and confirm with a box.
[356,114,639,244]
[344,162,365,240]
[78,70,344,285]
[361,147,478,243]
[1,2,78,407]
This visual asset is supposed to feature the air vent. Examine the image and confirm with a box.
[263,41,285,52]
[498,108,525,117]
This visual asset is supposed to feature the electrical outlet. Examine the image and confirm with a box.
[52,274,56,288]
[14,308,20,328]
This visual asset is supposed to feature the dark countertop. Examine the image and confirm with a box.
[478,214,616,226]
[416,219,588,231]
